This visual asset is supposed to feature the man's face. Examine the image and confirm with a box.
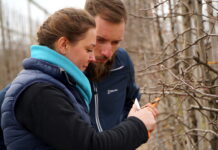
[94,16,125,64]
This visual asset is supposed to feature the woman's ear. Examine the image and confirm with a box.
[54,37,69,55]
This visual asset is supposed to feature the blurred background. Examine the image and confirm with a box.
[0,0,218,150]
[0,0,85,87]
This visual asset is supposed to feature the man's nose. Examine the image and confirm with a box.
[101,43,113,58]
[89,52,96,62]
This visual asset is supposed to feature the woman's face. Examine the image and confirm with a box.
[65,28,96,71]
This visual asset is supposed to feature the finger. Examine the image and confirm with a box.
[145,103,159,116]
[145,103,152,108]
[128,103,139,117]
[142,103,153,109]
[146,107,158,118]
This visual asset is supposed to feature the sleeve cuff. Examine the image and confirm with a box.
[128,116,149,143]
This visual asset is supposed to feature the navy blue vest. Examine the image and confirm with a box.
[1,58,91,149]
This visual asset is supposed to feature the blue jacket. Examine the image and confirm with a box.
[0,85,8,150]
[1,58,91,149]
[89,48,140,131]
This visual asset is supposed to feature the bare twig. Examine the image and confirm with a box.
[142,34,208,71]
[204,0,218,11]
[186,128,218,137]
[188,105,218,113]
[193,56,218,75]
[139,0,169,11]
[161,65,218,99]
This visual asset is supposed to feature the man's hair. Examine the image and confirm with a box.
[85,0,127,23]
[37,8,95,49]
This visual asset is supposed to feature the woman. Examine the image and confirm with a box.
[1,8,157,150]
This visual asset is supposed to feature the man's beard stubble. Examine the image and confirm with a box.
[86,57,114,82]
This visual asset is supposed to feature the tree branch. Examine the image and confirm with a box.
[188,105,218,113]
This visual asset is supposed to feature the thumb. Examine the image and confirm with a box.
[128,103,140,117]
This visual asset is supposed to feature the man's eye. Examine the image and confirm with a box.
[86,49,93,53]
[112,41,120,45]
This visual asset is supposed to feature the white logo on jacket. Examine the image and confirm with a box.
[107,89,118,94]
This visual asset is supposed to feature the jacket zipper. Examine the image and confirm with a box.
[93,65,124,132]
[110,65,124,72]
[93,82,103,132]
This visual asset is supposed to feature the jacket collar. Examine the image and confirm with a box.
[28,45,92,110]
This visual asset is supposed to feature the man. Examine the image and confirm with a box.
[85,0,141,131]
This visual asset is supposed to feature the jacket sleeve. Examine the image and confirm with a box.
[0,84,10,109]
[15,83,148,150]
[123,52,141,119]
[0,84,10,150]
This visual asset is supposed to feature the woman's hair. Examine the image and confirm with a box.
[37,8,96,49]
[85,0,127,23]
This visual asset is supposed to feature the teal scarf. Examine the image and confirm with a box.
[31,45,92,111]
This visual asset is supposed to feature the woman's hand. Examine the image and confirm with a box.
[128,103,158,131]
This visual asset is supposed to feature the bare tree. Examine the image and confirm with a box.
[0,0,48,89]
[122,0,218,149]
